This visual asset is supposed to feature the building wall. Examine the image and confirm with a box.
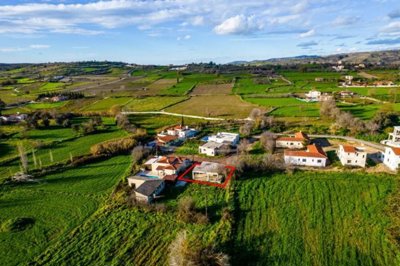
[337,148,367,167]
[384,148,400,171]
[284,155,327,167]
[199,146,217,156]
[276,140,304,149]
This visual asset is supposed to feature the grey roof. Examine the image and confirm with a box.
[201,141,224,149]
[136,179,164,197]
[193,161,224,173]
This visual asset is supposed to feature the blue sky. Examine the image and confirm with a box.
[0,0,400,64]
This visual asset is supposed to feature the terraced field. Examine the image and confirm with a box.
[192,83,233,95]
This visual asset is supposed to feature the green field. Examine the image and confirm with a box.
[232,171,399,266]
[0,119,128,181]
[33,182,230,265]
[124,96,187,111]
[83,97,133,112]
[0,155,132,266]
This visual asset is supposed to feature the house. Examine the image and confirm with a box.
[276,131,310,149]
[319,93,333,102]
[143,156,191,181]
[344,75,354,85]
[199,141,228,156]
[162,124,197,139]
[207,132,240,146]
[381,126,400,148]
[127,176,165,203]
[337,145,367,167]
[50,95,68,102]
[339,90,355,98]
[284,144,328,167]
[0,113,27,124]
[383,147,400,171]
[192,161,226,183]
[315,77,324,82]
[305,90,321,102]
[156,134,179,146]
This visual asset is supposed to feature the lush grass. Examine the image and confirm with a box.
[34,182,230,266]
[232,171,399,266]
[26,101,69,110]
[338,103,381,120]
[0,155,132,266]
[270,104,320,117]
[162,73,230,95]
[38,82,65,92]
[0,119,128,181]
[124,96,188,111]
[83,97,133,112]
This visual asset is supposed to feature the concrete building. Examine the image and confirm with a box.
[337,145,367,167]
[284,144,328,167]
[207,132,240,146]
[127,176,165,203]
[381,126,400,148]
[276,131,310,149]
[383,147,400,171]
[198,141,226,156]
[192,161,226,183]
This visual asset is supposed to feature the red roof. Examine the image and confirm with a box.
[284,144,327,159]
[277,131,309,142]
[342,145,356,153]
[157,135,178,143]
[391,147,400,156]
[163,174,178,182]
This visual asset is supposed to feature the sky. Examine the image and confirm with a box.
[0,0,400,64]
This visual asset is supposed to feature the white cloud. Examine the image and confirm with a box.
[177,34,191,41]
[299,29,315,38]
[29,44,50,49]
[214,15,261,35]
[332,16,360,26]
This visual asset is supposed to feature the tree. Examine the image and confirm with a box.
[169,231,230,266]
[260,131,276,153]
[0,98,5,115]
[237,139,250,154]
[17,143,28,174]
[131,145,147,164]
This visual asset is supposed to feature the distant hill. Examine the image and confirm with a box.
[228,50,400,66]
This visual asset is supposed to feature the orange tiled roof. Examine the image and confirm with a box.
[342,145,356,153]
[277,131,309,142]
[284,144,327,159]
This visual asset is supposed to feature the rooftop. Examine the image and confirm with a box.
[135,179,164,196]
[284,144,327,159]
[193,161,225,173]
[201,141,225,149]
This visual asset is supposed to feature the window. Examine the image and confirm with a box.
[317,160,322,163]
[302,159,306,162]
[347,160,351,163]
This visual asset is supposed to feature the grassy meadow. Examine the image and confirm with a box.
[0,155,132,266]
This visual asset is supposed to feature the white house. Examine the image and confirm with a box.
[305,90,321,102]
[199,141,227,156]
[163,124,197,139]
[127,176,165,203]
[383,147,400,171]
[381,126,400,148]
[192,161,226,183]
[276,131,310,149]
[284,144,328,167]
[337,145,367,168]
[143,156,191,180]
[207,132,239,146]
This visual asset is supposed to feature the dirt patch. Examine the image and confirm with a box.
[191,83,233,95]
[358,71,378,79]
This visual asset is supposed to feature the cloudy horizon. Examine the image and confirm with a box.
[0,0,400,64]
